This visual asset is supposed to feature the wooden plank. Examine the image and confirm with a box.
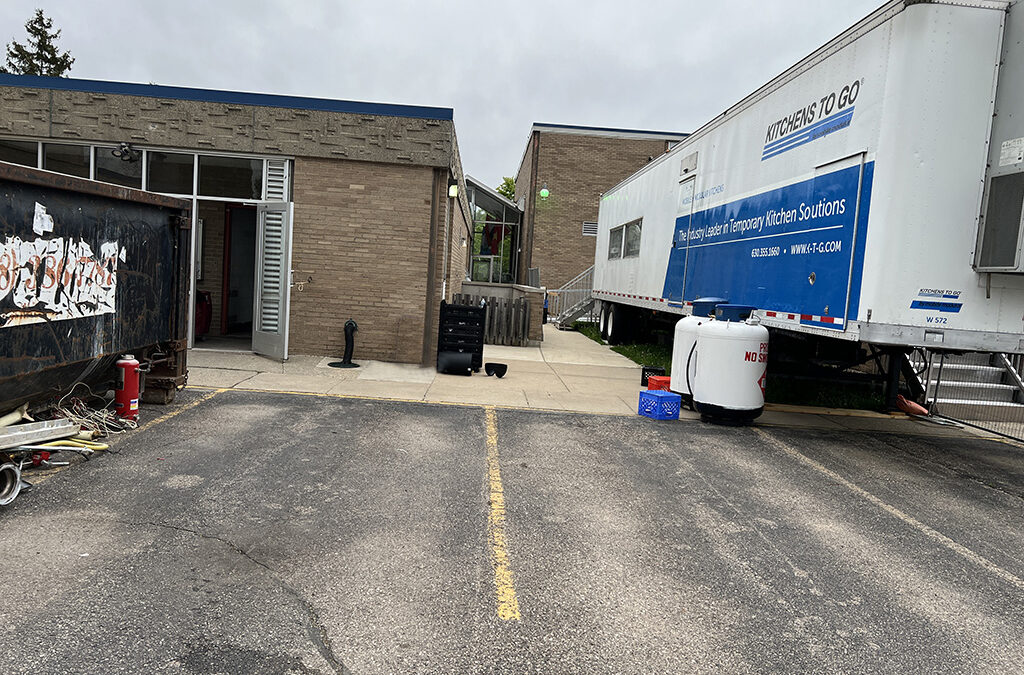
[514,298,522,346]
[491,299,499,346]
[512,299,520,346]
[523,299,531,346]
[500,297,508,346]
[517,298,526,346]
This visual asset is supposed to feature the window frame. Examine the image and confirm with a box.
[623,219,643,258]
[608,225,625,259]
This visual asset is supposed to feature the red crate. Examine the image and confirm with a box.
[647,375,671,391]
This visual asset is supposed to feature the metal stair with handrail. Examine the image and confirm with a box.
[547,266,595,329]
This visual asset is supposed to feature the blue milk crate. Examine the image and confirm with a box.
[638,389,681,420]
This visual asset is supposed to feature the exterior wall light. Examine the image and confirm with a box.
[448,184,459,198]
[539,183,550,199]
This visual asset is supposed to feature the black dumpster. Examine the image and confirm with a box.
[0,162,192,411]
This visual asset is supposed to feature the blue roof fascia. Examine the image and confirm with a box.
[0,73,454,121]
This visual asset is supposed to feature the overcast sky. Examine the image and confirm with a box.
[2,1,882,188]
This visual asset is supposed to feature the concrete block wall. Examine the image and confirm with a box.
[0,86,454,168]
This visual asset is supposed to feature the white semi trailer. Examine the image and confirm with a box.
[594,0,1024,363]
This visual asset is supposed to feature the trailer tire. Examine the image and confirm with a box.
[606,303,631,345]
[599,303,609,340]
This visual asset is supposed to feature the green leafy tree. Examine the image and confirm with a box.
[1,9,74,76]
[497,176,516,201]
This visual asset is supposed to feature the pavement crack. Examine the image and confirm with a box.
[131,520,351,674]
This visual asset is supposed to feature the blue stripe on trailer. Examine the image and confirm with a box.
[910,300,963,313]
[761,108,856,161]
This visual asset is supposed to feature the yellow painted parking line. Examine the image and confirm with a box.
[27,388,225,486]
[755,427,1024,591]
[135,388,226,433]
[485,406,521,621]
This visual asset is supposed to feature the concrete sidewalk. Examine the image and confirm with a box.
[188,325,643,414]
[186,325,984,439]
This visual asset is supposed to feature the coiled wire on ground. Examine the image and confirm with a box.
[52,382,138,436]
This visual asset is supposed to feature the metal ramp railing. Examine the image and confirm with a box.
[547,266,595,329]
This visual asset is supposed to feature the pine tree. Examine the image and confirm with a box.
[1,9,74,77]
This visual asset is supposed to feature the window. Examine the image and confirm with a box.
[582,221,598,237]
[0,137,293,202]
[978,173,1024,269]
[198,155,263,199]
[0,140,38,167]
[43,143,89,178]
[608,226,624,259]
[147,151,194,194]
[94,146,142,188]
[624,219,642,257]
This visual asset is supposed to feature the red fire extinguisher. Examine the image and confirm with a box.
[114,354,141,421]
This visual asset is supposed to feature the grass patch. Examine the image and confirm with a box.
[574,321,602,343]
[611,343,673,374]
[573,321,673,373]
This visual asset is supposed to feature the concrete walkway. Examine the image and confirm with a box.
[186,325,987,439]
[188,325,644,415]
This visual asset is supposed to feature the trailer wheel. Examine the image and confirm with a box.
[599,303,609,340]
[607,303,632,345]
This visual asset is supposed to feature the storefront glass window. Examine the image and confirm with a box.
[198,155,263,199]
[43,143,89,178]
[0,140,38,167]
[95,146,143,188]
[148,151,195,194]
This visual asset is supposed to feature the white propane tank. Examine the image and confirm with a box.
[669,315,706,402]
[692,311,769,424]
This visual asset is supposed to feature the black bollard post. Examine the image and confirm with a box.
[328,319,360,368]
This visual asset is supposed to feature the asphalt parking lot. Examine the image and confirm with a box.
[1,388,1023,674]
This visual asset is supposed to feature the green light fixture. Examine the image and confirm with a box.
[539,183,550,199]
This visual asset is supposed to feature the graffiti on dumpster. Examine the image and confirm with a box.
[0,234,126,328]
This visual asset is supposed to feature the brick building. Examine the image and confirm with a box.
[514,123,687,290]
[0,74,471,365]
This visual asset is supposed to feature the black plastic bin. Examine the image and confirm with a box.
[437,300,485,374]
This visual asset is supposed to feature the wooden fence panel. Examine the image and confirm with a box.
[451,293,531,346]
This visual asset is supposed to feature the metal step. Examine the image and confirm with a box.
[925,363,1007,384]
[931,399,1024,423]
[555,298,595,329]
[911,353,996,369]
[927,380,1019,403]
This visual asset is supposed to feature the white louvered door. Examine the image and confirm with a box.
[252,200,292,361]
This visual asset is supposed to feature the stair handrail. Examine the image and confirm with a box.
[548,265,594,322]
[998,353,1024,400]
[558,265,595,291]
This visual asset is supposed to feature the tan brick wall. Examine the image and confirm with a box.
[288,157,436,363]
[517,131,672,289]
[0,86,454,168]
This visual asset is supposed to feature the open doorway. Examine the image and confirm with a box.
[193,201,257,351]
